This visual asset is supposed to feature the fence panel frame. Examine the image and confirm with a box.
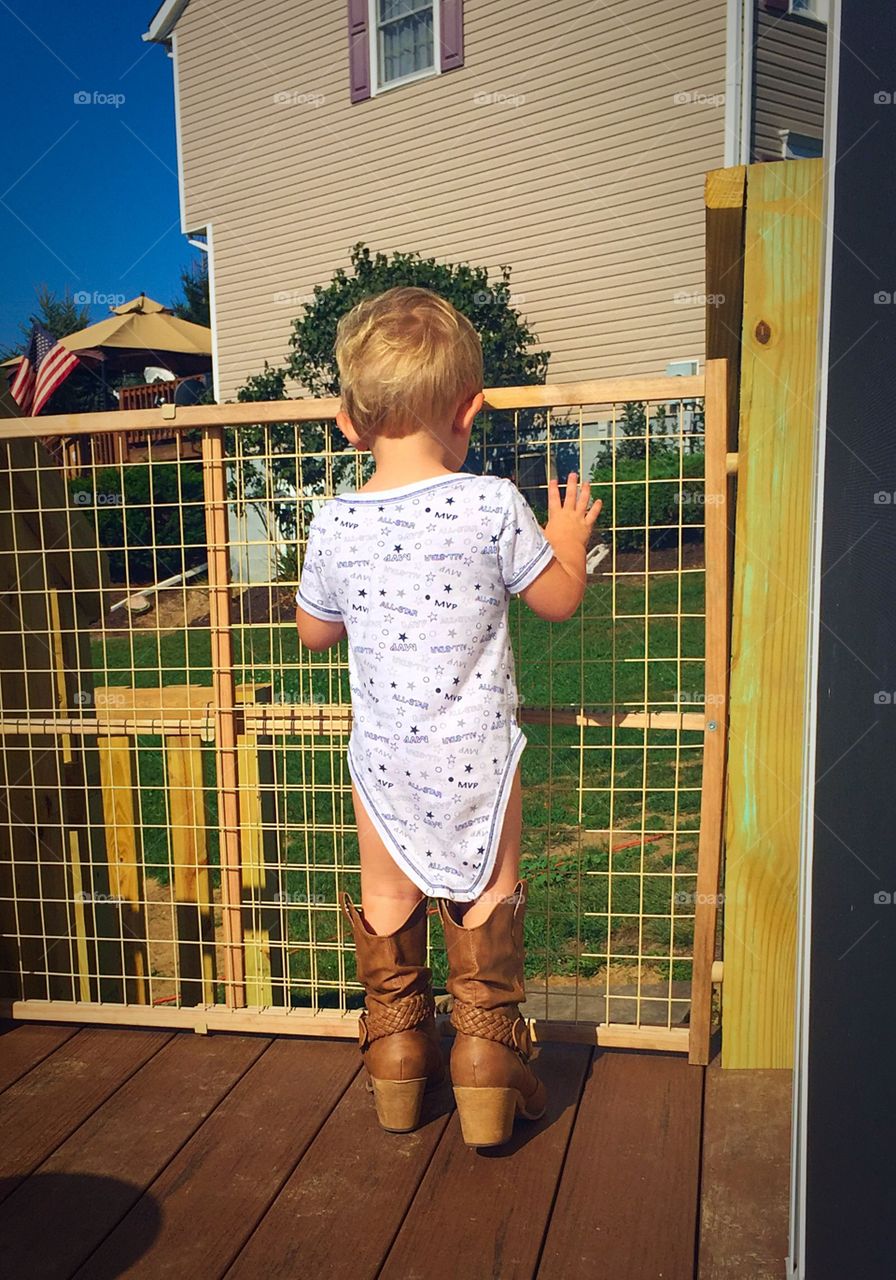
[0,373,729,1053]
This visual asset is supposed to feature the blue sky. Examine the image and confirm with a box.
[0,2,191,351]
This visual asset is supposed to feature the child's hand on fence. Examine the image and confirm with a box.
[544,472,602,550]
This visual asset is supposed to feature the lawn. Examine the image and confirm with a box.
[90,566,705,1008]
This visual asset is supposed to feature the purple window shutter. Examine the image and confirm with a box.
[440,0,465,72]
[348,0,371,102]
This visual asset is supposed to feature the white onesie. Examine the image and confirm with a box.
[296,472,553,901]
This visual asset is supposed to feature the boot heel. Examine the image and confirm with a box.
[370,1077,428,1132]
[453,1086,520,1147]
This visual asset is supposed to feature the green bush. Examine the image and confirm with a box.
[589,451,706,552]
[69,460,208,584]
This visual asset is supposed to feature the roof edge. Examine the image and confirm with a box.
[143,0,189,44]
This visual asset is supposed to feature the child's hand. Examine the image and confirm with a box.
[544,472,602,550]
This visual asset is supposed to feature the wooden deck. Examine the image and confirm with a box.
[0,1020,790,1279]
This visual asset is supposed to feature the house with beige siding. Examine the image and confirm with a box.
[144,1,828,403]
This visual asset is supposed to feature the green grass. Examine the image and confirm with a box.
[90,571,705,1004]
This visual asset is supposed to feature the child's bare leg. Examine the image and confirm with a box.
[351,783,425,934]
[458,765,522,929]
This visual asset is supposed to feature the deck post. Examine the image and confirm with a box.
[721,158,824,1068]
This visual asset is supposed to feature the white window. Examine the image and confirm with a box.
[789,0,829,23]
[665,359,700,377]
[371,0,440,93]
[780,129,823,159]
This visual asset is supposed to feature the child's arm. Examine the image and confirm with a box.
[296,606,346,652]
[521,473,602,623]
[295,510,345,650]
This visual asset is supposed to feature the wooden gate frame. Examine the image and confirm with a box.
[0,370,733,1058]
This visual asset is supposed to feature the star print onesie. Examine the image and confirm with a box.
[296,472,553,901]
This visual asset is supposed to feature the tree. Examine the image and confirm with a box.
[3,286,114,414]
[594,400,682,466]
[11,284,89,350]
[286,243,548,396]
[232,244,551,560]
[171,256,210,327]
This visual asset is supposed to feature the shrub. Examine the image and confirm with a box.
[589,452,706,552]
[69,461,208,584]
[232,244,552,537]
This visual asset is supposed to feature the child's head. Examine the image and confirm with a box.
[334,286,483,444]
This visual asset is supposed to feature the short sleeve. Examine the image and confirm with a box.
[296,513,342,621]
[496,480,553,594]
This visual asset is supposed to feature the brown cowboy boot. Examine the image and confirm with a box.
[437,879,547,1148]
[342,891,446,1132]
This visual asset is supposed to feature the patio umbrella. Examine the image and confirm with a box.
[2,294,213,380]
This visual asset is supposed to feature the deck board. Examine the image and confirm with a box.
[537,1049,703,1280]
[0,1031,269,1280]
[0,1026,172,1202]
[0,1019,80,1093]
[380,1043,592,1280]
[227,1059,454,1280]
[0,1022,759,1280]
[74,1038,359,1279]
[697,1064,792,1279]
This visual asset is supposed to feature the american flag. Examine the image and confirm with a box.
[9,323,80,416]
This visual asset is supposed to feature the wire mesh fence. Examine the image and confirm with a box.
[0,369,729,1056]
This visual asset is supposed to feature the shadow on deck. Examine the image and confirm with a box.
[0,1021,790,1279]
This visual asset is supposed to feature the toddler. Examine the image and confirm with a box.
[296,287,600,1146]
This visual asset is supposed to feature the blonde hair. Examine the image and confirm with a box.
[334,286,483,441]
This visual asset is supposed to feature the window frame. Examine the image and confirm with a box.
[368,0,442,96]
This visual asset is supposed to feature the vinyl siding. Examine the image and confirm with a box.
[752,8,827,160]
[172,0,727,399]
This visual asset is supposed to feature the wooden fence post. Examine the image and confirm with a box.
[689,357,732,1065]
[202,424,246,1008]
[722,158,824,1068]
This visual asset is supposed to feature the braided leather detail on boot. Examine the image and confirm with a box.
[450,1000,533,1060]
[359,990,435,1049]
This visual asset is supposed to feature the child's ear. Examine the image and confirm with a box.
[454,391,484,435]
[336,409,361,447]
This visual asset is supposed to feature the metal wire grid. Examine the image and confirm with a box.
[0,379,718,1049]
